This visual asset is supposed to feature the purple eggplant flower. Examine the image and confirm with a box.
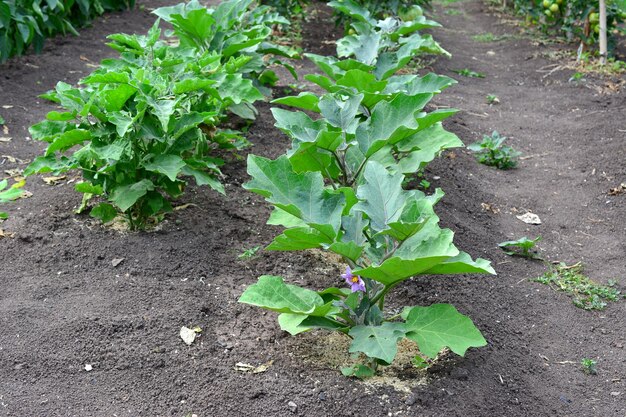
[341,266,366,293]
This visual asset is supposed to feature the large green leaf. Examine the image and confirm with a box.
[109,179,154,212]
[395,123,464,174]
[244,155,344,239]
[45,129,91,155]
[356,93,432,157]
[239,275,324,315]
[271,92,320,112]
[143,155,185,182]
[348,322,406,364]
[420,252,496,275]
[267,227,333,251]
[318,92,363,134]
[355,228,459,285]
[403,304,487,358]
[353,162,405,233]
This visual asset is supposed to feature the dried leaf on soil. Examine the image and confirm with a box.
[608,184,626,196]
[43,176,67,185]
[234,360,273,374]
[517,212,541,225]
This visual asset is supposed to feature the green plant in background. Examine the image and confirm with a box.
[260,0,309,17]
[581,358,597,375]
[24,0,298,230]
[533,262,622,311]
[452,68,486,78]
[486,94,500,104]
[511,0,626,56]
[499,236,541,259]
[0,179,26,219]
[468,131,521,169]
[238,245,262,260]
[153,0,299,111]
[330,0,432,23]
[0,0,135,63]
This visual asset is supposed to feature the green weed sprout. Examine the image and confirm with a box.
[533,263,621,311]
[581,358,597,375]
[468,131,521,170]
[452,68,485,78]
[498,236,541,259]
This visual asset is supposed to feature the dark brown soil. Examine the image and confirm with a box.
[1,1,625,416]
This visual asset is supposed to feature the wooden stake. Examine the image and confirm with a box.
[599,0,608,65]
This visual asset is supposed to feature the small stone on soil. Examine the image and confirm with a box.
[287,401,297,413]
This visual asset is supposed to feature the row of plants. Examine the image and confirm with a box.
[24,0,297,229]
[239,0,495,376]
[508,0,626,55]
[0,0,135,63]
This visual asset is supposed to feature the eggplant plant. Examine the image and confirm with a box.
[25,21,263,229]
[240,148,494,374]
[0,0,134,63]
[153,0,299,118]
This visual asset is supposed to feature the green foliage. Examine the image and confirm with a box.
[330,0,431,22]
[533,262,622,311]
[498,236,541,258]
[512,0,626,51]
[452,68,486,78]
[0,179,26,219]
[239,10,494,373]
[153,0,299,97]
[238,245,262,260]
[581,358,597,375]
[468,131,521,169]
[260,0,309,17]
[486,94,500,104]
[25,0,293,229]
[0,0,134,63]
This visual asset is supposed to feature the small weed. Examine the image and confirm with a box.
[486,94,500,105]
[444,9,462,15]
[533,262,621,311]
[0,115,4,124]
[498,236,541,259]
[452,68,486,78]
[238,245,262,260]
[581,358,597,375]
[468,131,521,170]
[419,179,431,190]
[568,71,586,83]
[472,32,511,42]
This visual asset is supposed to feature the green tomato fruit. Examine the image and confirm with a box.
[399,5,423,21]
[545,9,553,17]
[594,25,600,34]
[549,3,559,13]
[556,0,563,4]
[348,28,356,35]
[542,0,551,8]
[589,12,599,23]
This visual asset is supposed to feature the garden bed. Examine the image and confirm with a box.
[0,0,624,416]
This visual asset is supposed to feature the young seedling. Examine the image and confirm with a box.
[238,246,262,260]
[533,262,622,311]
[486,94,500,105]
[498,236,541,259]
[452,68,486,78]
[581,358,597,375]
[468,131,521,170]
[0,179,26,220]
